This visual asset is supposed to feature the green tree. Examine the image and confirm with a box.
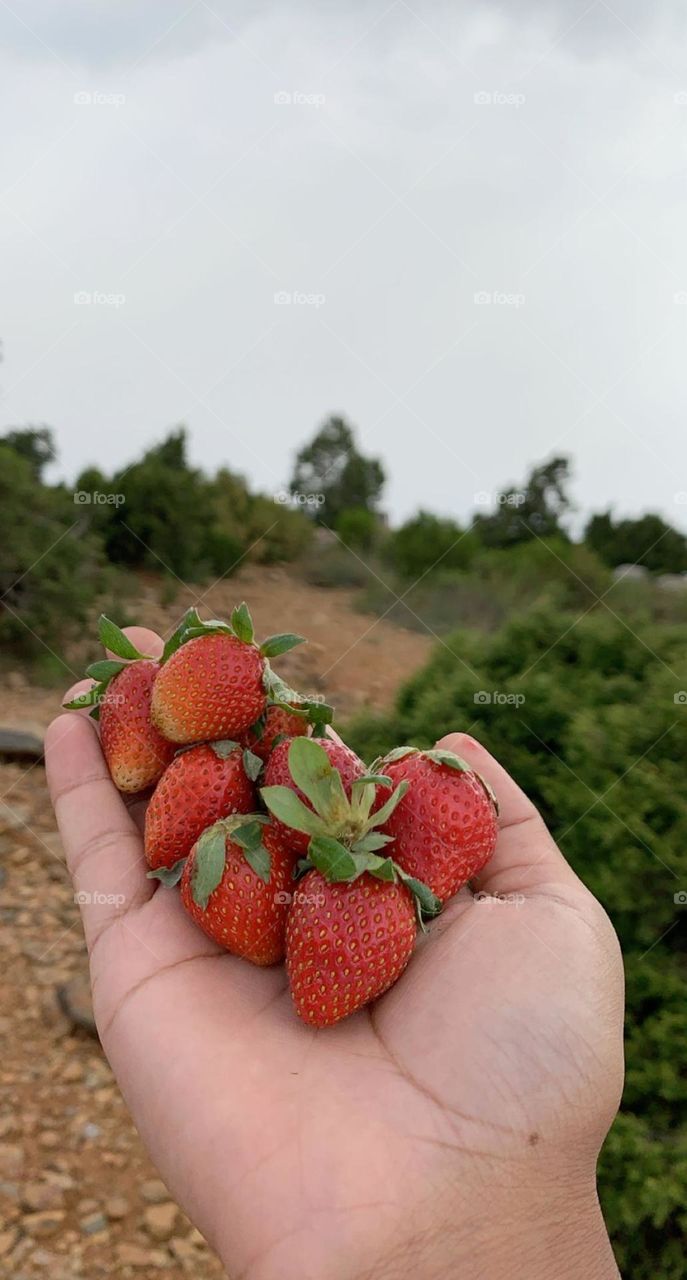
[473,455,572,548]
[290,417,385,524]
[2,425,56,479]
[387,511,478,578]
[0,438,103,663]
[585,511,687,574]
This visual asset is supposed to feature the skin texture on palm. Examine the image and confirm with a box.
[46,627,624,1280]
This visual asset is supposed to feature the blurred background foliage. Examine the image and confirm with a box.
[2,416,687,1274]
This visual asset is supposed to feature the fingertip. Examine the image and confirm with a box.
[117,627,164,660]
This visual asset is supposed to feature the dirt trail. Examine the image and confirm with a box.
[0,569,432,1279]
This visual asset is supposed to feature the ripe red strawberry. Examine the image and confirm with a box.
[241,704,309,763]
[144,742,256,870]
[98,660,176,792]
[375,747,499,903]
[180,818,298,965]
[152,633,266,745]
[263,736,367,853]
[150,604,307,745]
[63,617,177,793]
[286,870,417,1026]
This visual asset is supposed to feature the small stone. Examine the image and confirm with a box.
[38,1133,59,1150]
[169,1236,198,1268]
[56,977,97,1038]
[116,1243,163,1268]
[0,1145,24,1177]
[61,1060,83,1083]
[0,1229,19,1257]
[22,1210,66,1238]
[21,1182,65,1212]
[80,1123,101,1141]
[76,1198,98,1214]
[143,1202,178,1241]
[104,1195,129,1220]
[29,1248,60,1268]
[80,1211,108,1236]
[139,1178,168,1204]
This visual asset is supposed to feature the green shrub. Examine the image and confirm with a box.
[0,444,104,670]
[385,511,478,578]
[347,607,687,1276]
[335,507,379,551]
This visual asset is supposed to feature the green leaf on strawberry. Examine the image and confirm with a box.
[242,748,264,782]
[147,858,187,887]
[308,836,358,881]
[260,632,306,659]
[191,824,228,909]
[232,819,272,883]
[98,615,151,661]
[259,785,331,837]
[231,602,255,645]
[85,659,127,682]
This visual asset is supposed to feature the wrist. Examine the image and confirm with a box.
[369,1175,618,1280]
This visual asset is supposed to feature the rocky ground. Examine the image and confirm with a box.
[0,567,431,1279]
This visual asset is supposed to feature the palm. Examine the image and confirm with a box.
[47,634,623,1280]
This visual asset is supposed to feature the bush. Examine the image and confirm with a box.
[335,507,379,551]
[0,444,105,667]
[385,511,478,578]
[347,607,687,1276]
[76,432,312,581]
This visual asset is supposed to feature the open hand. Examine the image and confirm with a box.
[46,626,623,1280]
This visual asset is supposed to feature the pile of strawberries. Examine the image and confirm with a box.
[66,605,499,1028]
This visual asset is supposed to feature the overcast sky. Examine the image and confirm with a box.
[1,0,686,528]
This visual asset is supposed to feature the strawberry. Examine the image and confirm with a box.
[63,617,175,793]
[261,737,441,1024]
[262,736,367,853]
[178,817,297,966]
[374,747,499,903]
[150,604,306,746]
[99,661,176,792]
[144,741,258,870]
[241,704,310,763]
[286,870,417,1027]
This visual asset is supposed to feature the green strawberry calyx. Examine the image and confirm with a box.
[255,665,334,737]
[160,602,306,664]
[372,745,499,816]
[62,615,157,721]
[260,737,442,927]
[146,814,272,905]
